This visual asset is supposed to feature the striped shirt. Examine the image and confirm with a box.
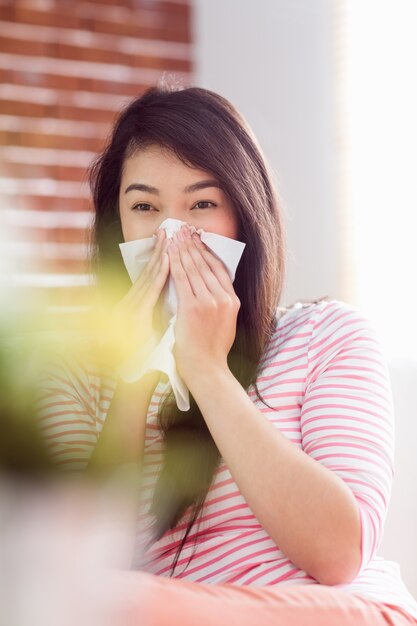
[37,299,417,619]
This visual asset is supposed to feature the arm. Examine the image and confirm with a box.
[86,370,160,477]
[186,302,394,585]
[167,231,393,586]
[299,302,394,581]
[187,366,362,586]
[37,228,170,475]
[87,227,170,475]
[37,350,160,477]
[36,351,105,473]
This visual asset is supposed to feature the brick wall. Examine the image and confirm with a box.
[0,0,193,316]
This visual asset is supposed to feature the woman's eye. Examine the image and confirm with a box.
[132,203,153,212]
[193,201,216,209]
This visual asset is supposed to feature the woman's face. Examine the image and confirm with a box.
[118,144,239,241]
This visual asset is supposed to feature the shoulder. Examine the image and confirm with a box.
[272,298,390,391]
[264,298,385,370]
[38,334,116,401]
[273,298,379,342]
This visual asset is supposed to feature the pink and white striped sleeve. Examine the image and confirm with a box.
[36,352,104,473]
[300,300,395,574]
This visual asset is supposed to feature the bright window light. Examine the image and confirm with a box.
[341,0,417,360]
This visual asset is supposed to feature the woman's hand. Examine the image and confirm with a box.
[167,225,240,386]
[101,228,170,368]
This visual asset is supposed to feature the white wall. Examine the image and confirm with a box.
[192,0,417,599]
[380,361,417,598]
[192,0,341,307]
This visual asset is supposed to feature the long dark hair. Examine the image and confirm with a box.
[89,79,287,575]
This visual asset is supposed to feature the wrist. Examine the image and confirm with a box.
[117,370,161,398]
[186,362,235,396]
[116,334,160,383]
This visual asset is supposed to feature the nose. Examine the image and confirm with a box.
[156,217,193,238]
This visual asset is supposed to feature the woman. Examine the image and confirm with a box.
[38,82,417,625]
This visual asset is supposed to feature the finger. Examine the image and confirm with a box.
[179,230,227,299]
[133,239,170,308]
[124,229,167,304]
[190,232,236,294]
[139,228,168,285]
[174,231,215,299]
[167,239,194,300]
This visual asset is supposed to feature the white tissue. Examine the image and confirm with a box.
[118,218,246,411]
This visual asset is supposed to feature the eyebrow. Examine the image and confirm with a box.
[124,179,222,195]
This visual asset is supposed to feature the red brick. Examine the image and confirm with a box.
[0,68,13,83]
[9,71,82,92]
[8,71,148,99]
[0,194,91,212]
[0,98,117,127]
[91,0,191,17]
[0,99,50,120]
[16,226,90,245]
[1,128,105,152]
[1,0,192,285]
[0,161,53,180]
[0,6,190,43]
[17,6,81,29]
[0,129,20,146]
[57,165,90,183]
[0,35,49,57]
[0,6,14,21]
[129,54,192,73]
[89,16,190,43]
[73,0,139,8]
[13,255,89,276]
[89,79,148,97]
[28,257,89,275]
[0,161,87,183]
[0,33,191,72]
[57,104,117,126]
